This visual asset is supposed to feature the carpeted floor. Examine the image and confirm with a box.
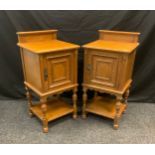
[0,99,155,144]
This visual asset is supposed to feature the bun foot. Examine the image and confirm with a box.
[123,109,127,114]
[29,111,34,117]
[43,127,48,133]
[113,124,119,130]
[123,105,127,114]
[73,114,77,119]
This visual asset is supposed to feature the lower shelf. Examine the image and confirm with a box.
[86,96,126,119]
[30,98,74,122]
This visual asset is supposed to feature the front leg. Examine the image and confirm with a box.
[40,96,48,133]
[82,87,87,119]
[123,88,130,113]
[72,88,78,119]
[25,86,33,117]
[113,95,122,129]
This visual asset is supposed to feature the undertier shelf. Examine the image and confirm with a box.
[86,96,126,119]
[30,98,74,122]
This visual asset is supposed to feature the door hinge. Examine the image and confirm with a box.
[44,68,48,81]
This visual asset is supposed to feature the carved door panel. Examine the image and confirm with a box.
[44,51,74,91]
[86,50,120,89]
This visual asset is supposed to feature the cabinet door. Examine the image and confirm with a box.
[85,50,120,89]
[43,51,75,91]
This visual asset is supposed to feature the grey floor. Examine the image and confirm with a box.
[0,100,155,144]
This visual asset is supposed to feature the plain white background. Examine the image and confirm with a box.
[0,0,154,10]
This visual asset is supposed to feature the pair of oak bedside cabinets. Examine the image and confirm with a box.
[17,29,140,133]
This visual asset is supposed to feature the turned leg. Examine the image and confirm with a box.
[82,87,87,119]
[113,95,122,129]
[72,88,78,119]
[25,86,33,117]
[123,88,130,113]
[40,97,48,133]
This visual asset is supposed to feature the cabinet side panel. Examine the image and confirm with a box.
[83,49,89,84]
[22,49,42,91]
[120,51,136,89]
[73,50,78,84]
[118,54,129,90]
[20,48,26,80]
[126,51,136,81]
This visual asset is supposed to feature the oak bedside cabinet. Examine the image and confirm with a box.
[17,30,79,133]
[82,30,140,129]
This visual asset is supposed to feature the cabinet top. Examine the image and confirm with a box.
[17,40,79,54]
[16,29,58,35]
[83,40,139,53]
[83,30,140,53]
[17,29,79,54]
